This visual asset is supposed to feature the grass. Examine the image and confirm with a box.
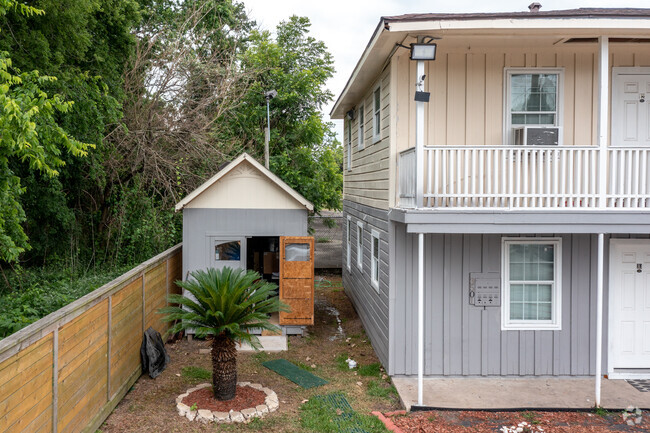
[366,380,398,401]
[299,393,388,433]
[521,411,540,425]
[357,362,381,377]
[334,352,350,371]
[594,406,609,417]
[181,366,211,381]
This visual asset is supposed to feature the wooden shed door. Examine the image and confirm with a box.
[279,236,314,325]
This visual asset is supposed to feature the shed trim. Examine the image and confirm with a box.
[174,153,314,212]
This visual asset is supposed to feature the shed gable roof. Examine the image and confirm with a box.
[174,153,314,211]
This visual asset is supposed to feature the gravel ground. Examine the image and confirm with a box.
[391,409,650,433]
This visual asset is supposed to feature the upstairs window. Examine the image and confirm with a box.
[358,103,365,150]
[505,69,562,144]
[502,238,562,330]
[373,86,381,142]
[346,119,352,171]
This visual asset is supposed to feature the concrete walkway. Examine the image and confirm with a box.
[392,377,650,411]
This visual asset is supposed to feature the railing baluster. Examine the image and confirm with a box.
[641,150,648,208]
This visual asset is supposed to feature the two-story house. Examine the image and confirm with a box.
[331,7,650,408]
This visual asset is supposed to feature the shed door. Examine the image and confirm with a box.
[279,236,314,325]
[209,237,245,271]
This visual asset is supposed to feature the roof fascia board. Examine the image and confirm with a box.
[387,17,650,32]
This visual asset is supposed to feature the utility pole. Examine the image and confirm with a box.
[264,90,277,169]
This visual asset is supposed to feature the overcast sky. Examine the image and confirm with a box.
[241,0,648,141]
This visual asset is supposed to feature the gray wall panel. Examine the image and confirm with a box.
[182,208,308,278]
[343,200,390,368]
[391,231,636,377]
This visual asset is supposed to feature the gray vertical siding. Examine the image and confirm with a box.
[182,208,308,278]
[343,200,390,367]
[391,228,612,377]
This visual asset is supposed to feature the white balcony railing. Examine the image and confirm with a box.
[398,146,650,210]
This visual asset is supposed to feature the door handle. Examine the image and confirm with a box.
[641,93,646,103]
[638,263,643,273]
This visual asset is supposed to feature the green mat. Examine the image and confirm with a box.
[262,359,328,389]
[310,393,371,433]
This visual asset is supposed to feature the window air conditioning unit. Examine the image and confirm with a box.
[513,126,562,146]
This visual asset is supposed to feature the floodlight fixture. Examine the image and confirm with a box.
[409,43,437,61]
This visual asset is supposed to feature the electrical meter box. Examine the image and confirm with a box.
[469,272,500,307]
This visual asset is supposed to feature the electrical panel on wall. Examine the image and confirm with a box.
[469,272,500,307]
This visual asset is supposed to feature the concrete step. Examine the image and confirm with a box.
[237,335,287,352]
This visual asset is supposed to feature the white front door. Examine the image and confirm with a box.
[610,240,650,371]
[612,70,650,147]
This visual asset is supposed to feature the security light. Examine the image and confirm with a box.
[264,90,278,99]
[346,109,355,121]
[410,43,437,61]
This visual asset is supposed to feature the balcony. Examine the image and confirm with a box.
[398,146,650,210]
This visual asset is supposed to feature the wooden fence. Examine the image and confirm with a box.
[0,244,182,433]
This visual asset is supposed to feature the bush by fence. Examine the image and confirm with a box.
[0,244,182,433]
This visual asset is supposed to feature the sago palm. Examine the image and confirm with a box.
[161,267,286,401]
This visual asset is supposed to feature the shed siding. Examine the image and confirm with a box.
[344,68,391,210]
[343,200,390,367]
[182,208,308,277]
[391,229,614,377]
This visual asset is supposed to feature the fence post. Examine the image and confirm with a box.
[52,328,59,433]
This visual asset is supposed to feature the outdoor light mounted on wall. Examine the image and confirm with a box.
[409,43,437,61]
[346,109,355,121]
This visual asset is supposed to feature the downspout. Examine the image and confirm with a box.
[595,35,609,408]
[418,232,424,407]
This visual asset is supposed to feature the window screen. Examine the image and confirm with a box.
[285,243,310,262]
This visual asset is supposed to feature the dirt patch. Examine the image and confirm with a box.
[391,410,650,433]
[99,274,401,432]
[181,385,266,412]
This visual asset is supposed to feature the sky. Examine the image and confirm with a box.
[241,0,649,141]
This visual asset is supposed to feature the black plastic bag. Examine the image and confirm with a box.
[140,327,170,378]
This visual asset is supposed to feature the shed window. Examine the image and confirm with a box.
[373,86,381,142]
[371,230,379,291]
[502,238,562,330]
[358,103,365,150]
[285,243,310,262]
[356,221,363,271]
[215,241,241,261]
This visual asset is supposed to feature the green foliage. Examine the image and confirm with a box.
[299,393,387,433]
[0,264,130,338]
[366,380,398,400]
[181,366,211,381]
[334,352,350,371]
[594,407,609,417]
[357,363,382,378]
[161,267,287,347]
[521,412,541,425]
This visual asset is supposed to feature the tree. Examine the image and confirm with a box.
[221,15,342,212]
[0,0,93,262]
[162,267,285,400]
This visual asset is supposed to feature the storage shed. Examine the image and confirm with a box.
[175,153,315,334]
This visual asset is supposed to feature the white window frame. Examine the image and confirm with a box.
[503,68,564,145]
[501,237,562,331]
[358,103,365,150]
[346,216,351,271]
[370,229,380,291]
[346,119,352,171]
[372,85,381,143]
[356,221,363,271]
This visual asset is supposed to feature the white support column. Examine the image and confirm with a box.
[415,60,425,208]
[595,233,605,407]
[597,36,609,208]
[417,232,424,406]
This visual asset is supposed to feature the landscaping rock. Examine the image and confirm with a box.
[261,387,274,396]
[213,412,230,423]
[238,381,251,387]
[249,383,264,390]
[266,398,279,412]
[177,403,190,416]
[229,410,245,423]
[186,410,197,421]
[175,393,189,405]
[256,404,269,415]
[241,408,257,420]
[197,409,214,423]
